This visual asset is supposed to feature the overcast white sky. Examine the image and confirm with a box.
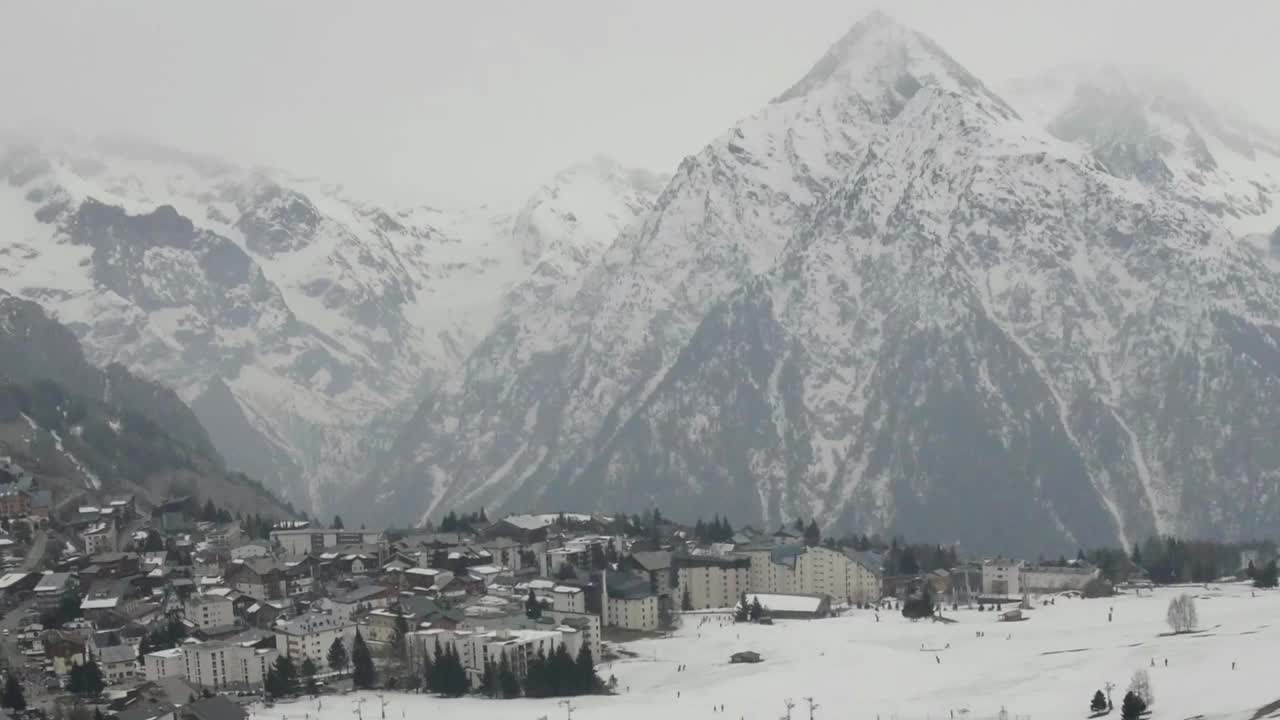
[2,1,1278,209]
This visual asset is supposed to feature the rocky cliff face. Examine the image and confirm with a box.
[1006,65,1280,239]
[0,289,297,518]
[367,15,1280,554]
[0,140,662,513]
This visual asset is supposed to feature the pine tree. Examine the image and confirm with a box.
[351,629,376,689]
[265,667,283,698]
[1,672,26,711]
[327,637,349,674]
[1091,690,1107,713]
[391,606,410,659]
[681,585,693,612]
[70,660,105,696]
[272,655,297,695]
[332,515,344,529]
[1255,559,1279,589]
[479,659,495,697]
[526,589,544,618]
[735,592,749,622]
[574,641,596,695]
[550,643,575,696]
[749,596,764,622]
[426,640,444,693]
[804,519,821,547]
[300,658,318,695]
[445,645,467,696]
[525,647,548,698]
[498,653,520,698]
[1121,691,1146,720]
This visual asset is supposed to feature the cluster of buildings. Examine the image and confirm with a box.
[979,558,1101,597]
[0,457,52,523]
[1,462,1109,710]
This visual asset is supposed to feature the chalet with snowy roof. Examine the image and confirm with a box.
[481,515,553,544]
[480,535,538,571]
[89,551,142,578]
[34,571,78,611]
[99,642,141,684]
[0,571,39,602]
[43,631,89,675]
[83,520,120,555]
[744,592,831,619]
[107,495,138,521]
[181,695,250,720]
[224,557,286,600]
[401,566,451,594]
[328,582,397,619]
[81,577,148,624]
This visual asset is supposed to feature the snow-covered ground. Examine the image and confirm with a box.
[253,583,1280,720]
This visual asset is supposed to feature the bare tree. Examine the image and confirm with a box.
[1128,668,1154,707]
[1166,593,1197,634]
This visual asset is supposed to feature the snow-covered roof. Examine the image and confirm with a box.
[746,593,825,613]
[81,596,121,610]
[0,572,32,589]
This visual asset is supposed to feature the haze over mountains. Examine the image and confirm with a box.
[3,12,1278,554]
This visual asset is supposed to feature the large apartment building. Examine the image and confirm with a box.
[274,612,356,666]
[675,554,751,610]
[794,546,883,605]
[185,594,235,630]
[270,527,387,558]
[182,641,278,690]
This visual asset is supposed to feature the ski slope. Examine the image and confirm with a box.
[252,583,1280,720]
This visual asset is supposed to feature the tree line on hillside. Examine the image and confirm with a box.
[1079,537,1277,585]
[694,515,735,543]
[438,509,489,533]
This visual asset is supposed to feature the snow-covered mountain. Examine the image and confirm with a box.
[0,288,299,519]
[1006,64,1280,261]
[365,13,1280,553]
[0,138,663,513]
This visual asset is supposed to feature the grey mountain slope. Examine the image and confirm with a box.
[0,289,297,518]
[0,139,661,515]
[362,12,1009,526]
[368,16,1280,554]
[545,86,1280,553]
[1006,64,1280,238]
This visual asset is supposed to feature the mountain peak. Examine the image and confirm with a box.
[773,11,1013,119]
